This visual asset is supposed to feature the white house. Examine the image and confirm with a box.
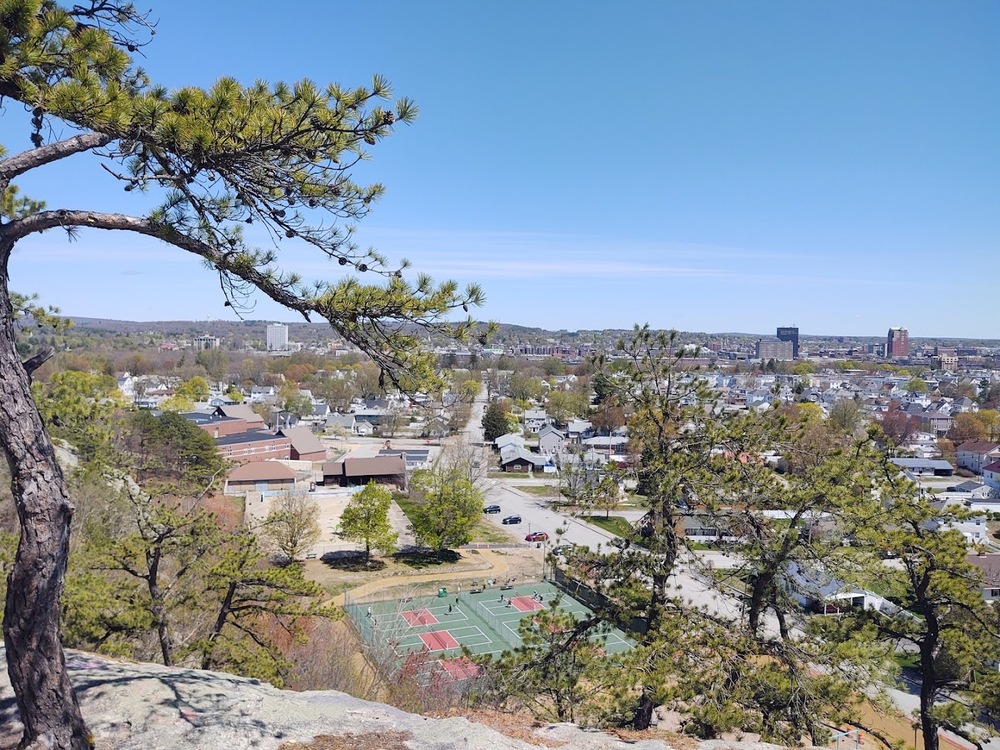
[537,424,566,456]
[958,441,1000,475]
[984,459,1000,495]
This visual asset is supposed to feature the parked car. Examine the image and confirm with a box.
[551,543,576,556]
[483,504,501,514]
[525,531,549,542]
[502,515,522,525]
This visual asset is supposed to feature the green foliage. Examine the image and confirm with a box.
[407,467,482,552]
[905,377,928,394]
[33,369,127,462]
[195,348,230,382]
[122,410,225,494]
[338,481,397,562]
[192,527,336,686]
[847,492,1000,748]
[476,603,610,723]
[457,378,481,404]
[482,400,509,443]
[507,372,544,403]
[175,375,210,402]
[1,1,488,396]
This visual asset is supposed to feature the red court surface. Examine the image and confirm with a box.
[420,630,460,651]
[402,609,439,627]
[511,595,544,612]
[440,657,481,680]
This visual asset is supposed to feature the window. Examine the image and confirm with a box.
[991,589,1000,598]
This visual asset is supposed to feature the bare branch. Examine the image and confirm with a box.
[21,347,54,379]
[0,133,113,181]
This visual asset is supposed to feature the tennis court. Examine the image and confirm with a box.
[344,580,633,682]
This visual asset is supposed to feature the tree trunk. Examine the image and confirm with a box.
[0,266,91,749]
[919,631,940,750]
[202,581,237,671]
[146,547,173,666]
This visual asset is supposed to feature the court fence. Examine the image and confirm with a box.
[457,591,522,649]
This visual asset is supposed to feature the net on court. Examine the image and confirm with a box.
[420,630,460,651]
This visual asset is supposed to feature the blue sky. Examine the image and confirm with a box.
[5,1,998,337]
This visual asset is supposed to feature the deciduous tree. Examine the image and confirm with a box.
[407,467,482,554]
[0,3,481,745]
[259,493,322,564]
[338,481,397,564]
[948,412,986,445]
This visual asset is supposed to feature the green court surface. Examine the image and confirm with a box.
[344,580,632,681]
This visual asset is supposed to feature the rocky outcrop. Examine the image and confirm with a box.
[0,647,795,750]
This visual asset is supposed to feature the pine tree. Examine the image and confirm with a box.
[0,3,483,746]
[482,400,509,443]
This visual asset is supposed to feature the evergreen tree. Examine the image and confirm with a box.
[0,3,483,745]
[482,400,509,443]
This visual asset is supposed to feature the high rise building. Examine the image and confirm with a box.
[887,327,909,359]
[756,338,794,361]
[266,323,289,352]
[776,326,799,358]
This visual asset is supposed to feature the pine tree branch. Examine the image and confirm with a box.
[0,133,113,181]
[20,346,54,379]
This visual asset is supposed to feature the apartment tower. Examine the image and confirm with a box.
[887,327,909,359]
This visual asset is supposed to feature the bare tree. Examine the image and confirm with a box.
[259,493,322,564]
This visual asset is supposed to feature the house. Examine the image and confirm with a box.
[966,553,1000,603]
[494,433,525,452]
[249,385,277,403]
[785,561,899,616]
[224,461,297,495]
[537,424,566,456]
[524,408,549,433]
[928,498,988,544]
[581,435,629,457]
[321,455,406,489]
[279,426,327,462]
[214,431,292,463]
[920,411,952,437]
[565,419,593,443]
[889,458,954,477]
[499,447,551,473]
[420,417,449,439]
[956,440,1000,475]
[984,459,1000,494]
[948,479,989,494]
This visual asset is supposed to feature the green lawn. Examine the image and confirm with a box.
[511,484,562,498]
[579,514,634,537]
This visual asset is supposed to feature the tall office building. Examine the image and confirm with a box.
[756,338,794,361]
[776,326,799,359]
[887,327,909,359]
[266,323,289,352]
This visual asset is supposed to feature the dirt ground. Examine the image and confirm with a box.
[303,546,545,600]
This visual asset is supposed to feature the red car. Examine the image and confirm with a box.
[525,531,549,542]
